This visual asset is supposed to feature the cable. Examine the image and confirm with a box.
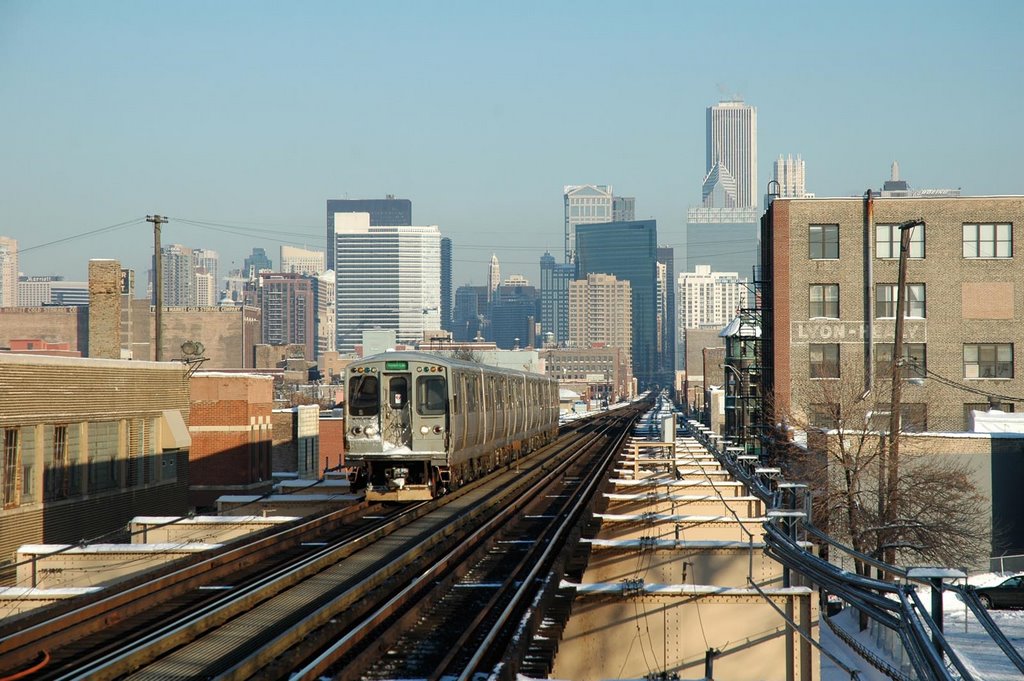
[18,218,146,254]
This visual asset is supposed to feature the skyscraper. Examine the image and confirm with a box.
[326,196,412,271]
[773,154,807,198]
[703,100,757,209]
[159,244,196,306]
[568,273,632,356]
[576,220,659,386]
[491,280,539,350]
[487,254,501,304]
[243,248,273,279]
[280,245,326,276]
[249,272,318,360]
[656,246,676,377]
[539,252,576,345]
[333,213,440,353]
[440,237,453,332]
[613,196,636,222]
[193,248,220,293]
[563,184,614,264]
[0,237,18,307]
[677,265,748,329]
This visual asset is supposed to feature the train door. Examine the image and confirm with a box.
[382,373,412,449]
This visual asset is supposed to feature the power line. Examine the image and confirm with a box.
[18,218,147,254]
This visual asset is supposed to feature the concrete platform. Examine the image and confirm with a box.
[216,492,361,516]
[0,586,103,618]
[16,543,221,589]
[130,515,300,544]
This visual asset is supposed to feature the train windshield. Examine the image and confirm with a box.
[348,374,380,416]
[416,376,447,415]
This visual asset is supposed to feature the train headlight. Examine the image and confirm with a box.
[352,426,362,435]
[365,425,378,436]
[420,426,430,435]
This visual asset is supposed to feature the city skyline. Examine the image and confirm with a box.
[2,1,1022,290]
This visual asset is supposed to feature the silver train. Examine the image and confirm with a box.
[344,352,560,501]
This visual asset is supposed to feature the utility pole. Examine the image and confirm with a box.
[147,215,168,361]
[884,217,924,569]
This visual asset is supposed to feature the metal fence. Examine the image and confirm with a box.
[989,553,1024,574]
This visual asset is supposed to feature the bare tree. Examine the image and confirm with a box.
[772,361,989,578]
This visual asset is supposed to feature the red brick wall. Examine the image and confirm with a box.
[188,374,274,501]
[319,417,345,469]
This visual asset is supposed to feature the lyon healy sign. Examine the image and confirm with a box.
[791,320,927,343]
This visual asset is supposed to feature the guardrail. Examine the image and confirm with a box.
[678,413,1024,681]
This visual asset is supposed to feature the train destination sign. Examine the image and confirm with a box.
[791,321,927,343]
[385,360,409,370]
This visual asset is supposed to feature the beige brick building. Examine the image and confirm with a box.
[540,346,633,404]
[762,195,1024,557]
[763,195,1024,432]
[568,273,631,358]
[0,355,191,572]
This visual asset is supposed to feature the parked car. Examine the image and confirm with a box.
[972,575,1024,609]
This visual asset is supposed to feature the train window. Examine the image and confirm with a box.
[349,375,380,416]
[417,376,447,415]
[466,376,477,412]
[389,377,408,409]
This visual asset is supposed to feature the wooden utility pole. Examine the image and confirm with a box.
[147,215,168,361]
[885,217,924,567]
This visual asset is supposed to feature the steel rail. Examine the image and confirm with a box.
[453,410,639,681]
[0,501,386,674]
[287,413,634,680]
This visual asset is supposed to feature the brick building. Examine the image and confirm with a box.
[761,194,1024,557]
[0,354,191,571]
[271,405,320,479]
[762,195,1024,431]
[540,346,633,404]
[187,373,274,509]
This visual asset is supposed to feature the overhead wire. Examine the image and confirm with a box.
[18,218,147,254]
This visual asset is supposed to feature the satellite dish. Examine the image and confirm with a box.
[181,341,197,356]
[194,342,205,356]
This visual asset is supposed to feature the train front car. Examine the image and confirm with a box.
[345,353,450,501]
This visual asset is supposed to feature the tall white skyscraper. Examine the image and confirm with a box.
[317,270,336,355]
[703,100,757,209]
[563,184,614,263]
[677,265,748,329]
[281,245,326,276]
[0,237,18,307]
[773,154,809,198]
[160,244,196,306]
[195,268,217,306]
[487,254,500,304]
[333,213,441,353]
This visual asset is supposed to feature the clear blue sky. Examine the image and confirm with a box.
[2,0,1021,289]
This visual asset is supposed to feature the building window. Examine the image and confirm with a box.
[963,223,1012,258]
[964,343,1013,379]
[875,284,926,318]
[964,402,1015,429]
[3,428,19,508]
[809,284,840,319]
[875,343,927,379]
[89,421,120,492]
[809,224,839,259]
[876,223,925,259]
[809,343,840,378]
[874,402,928,432]
[44,425,70,501]
[810,403,840,430]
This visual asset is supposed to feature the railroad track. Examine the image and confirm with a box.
[0,406,642,680]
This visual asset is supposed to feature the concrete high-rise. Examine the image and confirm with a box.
[657,246,676,377]
[677,265,748,330]
[326,196,412,271]
[576,220,659,387]
[539,252,576,345]
[703,100,757,209]
[440,237,453,332]
[0,237,18,307]
[249,272,318,360]
[193,249,219,292]
[280,245,325,276]
[333,213,440,353]
[569,273,632,357]
[159,244,196,306]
